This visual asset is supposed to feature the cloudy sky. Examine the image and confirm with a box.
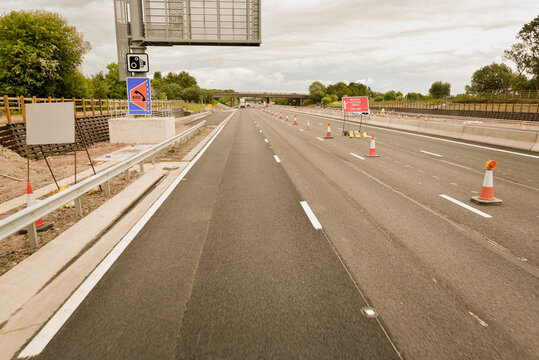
[2,0,539,94]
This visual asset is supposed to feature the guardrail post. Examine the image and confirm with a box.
[125,170,130,181]
[151,155,156,165]
[104,180,111,196]
[139,161,145,174]
[74,197,83,217]
[26,223,39,248]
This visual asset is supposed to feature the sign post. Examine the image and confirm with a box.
[342,96,369,134]
[127,77,152,116]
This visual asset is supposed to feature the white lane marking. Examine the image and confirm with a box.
[299,112,539,159]
[300,201,322,229]
[468,312,488,327]
[316,137,324,141]
[338,127,343,130]
[299,129,304,132]
[420,150,443,157]
[17,110,238,359]
[259,130,262,133]
[439,195,492,218]
[274,155,281,163]
[350,153,366,160]
[264,138,269,143]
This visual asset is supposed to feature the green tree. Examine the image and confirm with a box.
[429,81,451,98]
[467,63,514,94]
[103,63,126,99]
[405,92,424,101]
[181,85,203,101]
[504,15,539,90]
[383,90,397,100]
[326,82,350,100]
[0,10,90,97]
[347,82,368,96]
[308,81,326,93]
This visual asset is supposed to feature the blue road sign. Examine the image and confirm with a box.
[127,77,151,115]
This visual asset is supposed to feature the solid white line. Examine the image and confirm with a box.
[420,150,443,157]
[300,201,322,229]
[350,152,366,160]
[439,194,492,218]
[468,311,488,327]
[17,111,238,359]
[300,112,539,159]
[274,155,281,163]
[316,137,324,141]
[264,139,269,143]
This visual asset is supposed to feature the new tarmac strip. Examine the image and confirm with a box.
[28,110,401,359]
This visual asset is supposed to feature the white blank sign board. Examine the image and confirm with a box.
[26,102,75,145]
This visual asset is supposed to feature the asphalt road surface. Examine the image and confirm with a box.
[27,110,401,360]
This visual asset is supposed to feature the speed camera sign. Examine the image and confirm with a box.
[126,53,149,73]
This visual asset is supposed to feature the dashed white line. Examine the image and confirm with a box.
[259,130,262,133]
[350,153,365,160]
[316,137,324,141]
[468,312,488,327]
[300,201,322,229]
[273,155,281,163]
[420,150,443,157]
[439,195,492,218]
[264,139,269,143]
[299,129,304,132]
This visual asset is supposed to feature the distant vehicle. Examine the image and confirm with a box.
[239,98,246,108]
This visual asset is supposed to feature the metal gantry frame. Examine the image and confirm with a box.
[114,0,261,80]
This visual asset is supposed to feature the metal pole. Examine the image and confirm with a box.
[39,145,60,191]
[359,114,363,134]
[342,112,346,136]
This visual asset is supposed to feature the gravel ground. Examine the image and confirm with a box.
[0,124,210,276]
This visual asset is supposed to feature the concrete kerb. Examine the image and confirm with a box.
[0,164,175,328]
[0,162,189,360]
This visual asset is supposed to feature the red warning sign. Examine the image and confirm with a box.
[342,96,369,113]
[130,82,148,110]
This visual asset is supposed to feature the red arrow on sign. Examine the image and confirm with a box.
[130,82,148,110]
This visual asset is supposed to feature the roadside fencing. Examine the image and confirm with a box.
[0,121,207,247]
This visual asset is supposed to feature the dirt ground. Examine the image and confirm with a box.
[0,124,211,276]
[0,142,128,203]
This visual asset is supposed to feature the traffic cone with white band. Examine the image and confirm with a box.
[471,160,502,205]
[280,112,283,119]
[306,119,311,130]
[293,115,298,125]
[19,182,53,234]
[325,123,333,139]
[286,115,289,122]
[365,135,379,157]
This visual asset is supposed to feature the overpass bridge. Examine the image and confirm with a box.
[212,91,309,106]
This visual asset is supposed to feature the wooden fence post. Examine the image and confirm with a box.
[106,98,110,115]
[91,99,96,116]
[3,95,11,124]
[20,96,26,123]
[82,98,87,117]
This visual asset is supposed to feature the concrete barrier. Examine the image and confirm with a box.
[461,126,538,151]
[417,121,465,138]
[109,117,175,144]
[531,136,539,152]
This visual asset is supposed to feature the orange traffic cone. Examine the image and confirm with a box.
[293,115,298,125]
[19,182,53,234]
[325,123,333,139]
[365,135,379,157]
[522,122,526,131]
[306,119,311,130]
[286,115,289,122]
[471,160,502,205]
[280,112,283,119]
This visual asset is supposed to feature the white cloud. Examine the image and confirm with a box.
[2,0,539,94]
